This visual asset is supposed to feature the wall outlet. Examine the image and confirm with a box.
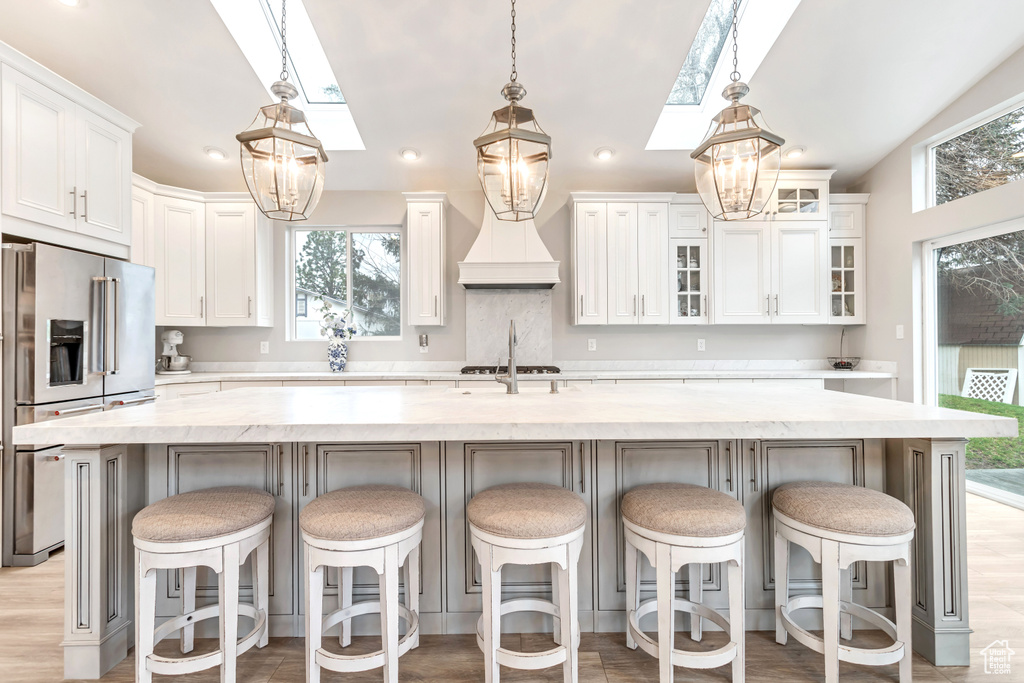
[587,339,597,351]
[896,325,904,340]
[697,338,706,352]
[259,341,270,354]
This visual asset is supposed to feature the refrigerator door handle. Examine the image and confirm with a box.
[109,277,120,375]
[91,276,108,375]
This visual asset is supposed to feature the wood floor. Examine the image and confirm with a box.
[2,494,1021,682]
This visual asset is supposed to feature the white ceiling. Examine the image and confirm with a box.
[1,0,1022,193]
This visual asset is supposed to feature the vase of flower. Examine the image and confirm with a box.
[316,297,357,372]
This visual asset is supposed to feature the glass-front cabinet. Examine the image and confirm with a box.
[769,174,831,220]
[670,239,709,324]
[829,238,864,324]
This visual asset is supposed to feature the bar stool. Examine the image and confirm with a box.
[301,484,425,683]
[773,481,915,682]
[468,483,586,683]
[132,486,274,683]
[622,483,746,683]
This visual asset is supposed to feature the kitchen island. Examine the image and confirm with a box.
[12,383,1016,679]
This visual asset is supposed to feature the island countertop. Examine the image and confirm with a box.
[13,383,1016,445]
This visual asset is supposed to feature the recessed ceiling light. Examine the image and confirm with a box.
[57,0,80,6]
[784,146,806,159]
[594,147,615,161]
[400,148,421,161]
[203,146,228,161]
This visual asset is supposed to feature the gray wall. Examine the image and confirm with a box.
[166,185,850,365]
[849,45,1024,402]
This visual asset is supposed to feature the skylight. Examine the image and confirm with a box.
[667,0,741,106]
[211,0,364,150]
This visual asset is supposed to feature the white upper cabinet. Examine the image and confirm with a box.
[713,221,772,324]
[828,195,866,238]
[573,202,608,325]
[0,55,136,255]
[405,194,447,326]
[206,202,273,327]
[606,203,639,324]
[771,221,828,323]
[670,239,710,325]
[827,193,868,324]
[767,171,833,221]
[668,199,708,238]
[130,185,155,268]
[154,195,205,326]
[637,203,670,324]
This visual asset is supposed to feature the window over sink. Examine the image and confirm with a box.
[290,227,402,340]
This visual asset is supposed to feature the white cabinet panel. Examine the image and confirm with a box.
[573,203,607,324]
[1,64,76,231]
[772,221,827,323]
[407,200,445,325]
[637,203,669,324]
[606,203,639,324]
[828,200,864,238]
[206,203,256,326]
[713,221,771,324]
[75,108,131,244]
[130,186,155,267]
[668,201,708,238]
[155,196,205,325]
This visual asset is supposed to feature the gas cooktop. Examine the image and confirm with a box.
[460,365,561,375]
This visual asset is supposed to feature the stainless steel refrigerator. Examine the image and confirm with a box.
[1,242,155,566]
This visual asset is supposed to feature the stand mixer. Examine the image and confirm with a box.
[156,329,191,374]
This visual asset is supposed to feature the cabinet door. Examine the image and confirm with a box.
[75,108,131,244]
[771,221,827,324]
[0,64,76,231]
[668,202,708,239]
[829,238,864,324]
[407,202,444,325]
[130,186,155,267]
[573,203,607,324]
[444,441,594,631]
[770,179,828,220]
[637,203,669,325]
[670,239,709,324]
[149,444,294,624]
[713,221,770,324]
[594,440,737,629]
[606,203,638,324]
[154,196,206,326]
[296,443,443,632]
[205,203,256,326]
[828,201,864,238]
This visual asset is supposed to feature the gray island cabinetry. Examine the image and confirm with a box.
[12,384,1015,679]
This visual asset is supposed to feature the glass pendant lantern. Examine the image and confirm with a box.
[236,0,327,221]
[690,0,784,221]
[473,0,551,222]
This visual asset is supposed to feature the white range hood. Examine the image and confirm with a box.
[458,205,560,289]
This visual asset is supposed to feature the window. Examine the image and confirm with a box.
[931,103,1024,206]
[667,0,742,106]
[291,228,402,340]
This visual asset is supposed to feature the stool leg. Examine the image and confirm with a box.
[480,549,501,683]
[255,539,270,648]
[180,566,196,654]
[552,563,561,646]
[558,551,580,683]
[339,566,353,648]
[625,536,639,650]
[407,544,421,649]
[305,544,324,683]
[688,563,703,642]
[894,554,913,682]
[220,542,240,683]
[774,530,789,646]
[839,566,854,641]
[729,549,745,683]
[135,550,156,683]
[380,544,400,683]
[656,543,674,683]
[821,540,841,683]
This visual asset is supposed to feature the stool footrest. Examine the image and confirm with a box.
[315,603,419,674]
[627,597,739,670]
[780,595,905,667]
[147,603,266,676]
[474,596,575,670]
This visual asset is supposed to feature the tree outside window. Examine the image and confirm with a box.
[933,105,1024,206]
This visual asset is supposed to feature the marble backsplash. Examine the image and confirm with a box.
[465,289,553,366]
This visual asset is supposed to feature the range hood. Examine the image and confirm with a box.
[458,206,560,289]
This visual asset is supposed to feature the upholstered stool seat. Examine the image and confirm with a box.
[773,481,915,682]
[301,485,426,683]
[468,483,586,683]
[623,483,746,683]
[133,486,274,683]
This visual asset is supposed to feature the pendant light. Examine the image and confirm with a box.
[690,0,784,221]
[473,0,551,222]
[236,0,327,221]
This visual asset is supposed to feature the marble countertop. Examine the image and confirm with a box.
[15,384,1013,445]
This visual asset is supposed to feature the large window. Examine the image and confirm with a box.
[291,228,401,340]
[932,103,1024,206]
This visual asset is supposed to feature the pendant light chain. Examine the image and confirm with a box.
[509,0,517,82]
[729,0,740,83]
[279,0,289,82]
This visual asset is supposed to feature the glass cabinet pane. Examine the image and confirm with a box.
[831,245,841,268]
[690,271,701,292]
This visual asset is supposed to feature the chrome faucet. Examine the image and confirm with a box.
[495,320,518,394]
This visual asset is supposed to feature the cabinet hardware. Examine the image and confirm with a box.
[579,442,585,494]
[69,187,77,218]
[702,226,707,232]
[633,294,637,315]
[248,296,253,318]
[774,295,779,315]
[750,443,759,491]
[642,295,646,316]
[277,445,284,495]
[725,441,733,491]
[199,296,204,319]
[703,295,708,317]
[81,190,88,221]
[765,296,770,315]
[579,295,583,315]
[303,445,310,496]
[434,295,438,318]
